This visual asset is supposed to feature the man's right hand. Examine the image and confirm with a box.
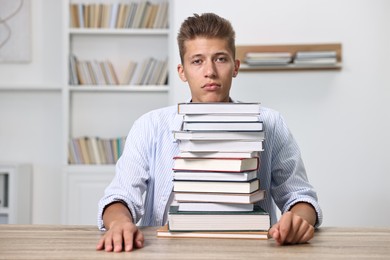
[96,202,144,252]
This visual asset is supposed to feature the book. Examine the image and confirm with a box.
[293,57,338,66]
[244,52,292,66]
[173,179,259,194]
[182,121,263,131]
[173,157,259,172]
[295,51,337,59]
[168,205,270,231]
[174,189,265,204]
[173,130,264,141]
[177,102,261,115]
[183,113,260,122]
[178,140,264,152]
[157,225,268,240]
[177,151,260,159]
[178,202,254,212]
[173,170,257,182]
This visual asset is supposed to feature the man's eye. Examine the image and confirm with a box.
[192,59,202,64]
[216,57,227,62]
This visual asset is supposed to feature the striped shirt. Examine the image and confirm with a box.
[97,103,323,229]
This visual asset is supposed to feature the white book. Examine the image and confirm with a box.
[179,140,264,152]
[109,3,119,28]
[178,202,254,212]
[173,130,264,141]
[173,170,257,182]
[182,121,263,131]
[178,151,260,159]
[183,114,260,122]
[245,52,292,59]
[174,189,265,204]
[173,157,259,173]
[295,51,337,59]
[293,57,338,65]
[173,179,260,194]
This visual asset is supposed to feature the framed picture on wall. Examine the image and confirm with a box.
[0,0,31,63]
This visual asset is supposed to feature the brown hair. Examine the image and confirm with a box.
[177,13,236,63]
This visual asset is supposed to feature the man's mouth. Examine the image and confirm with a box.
[203,83,220,90]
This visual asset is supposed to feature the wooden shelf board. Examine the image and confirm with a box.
[236,43,342,71]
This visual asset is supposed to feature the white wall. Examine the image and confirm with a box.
[170,0,390,227]
[0,0,389,227]
[0,0,63,224]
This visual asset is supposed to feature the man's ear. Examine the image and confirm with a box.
[177,64,187,82]
[233,59,240,78]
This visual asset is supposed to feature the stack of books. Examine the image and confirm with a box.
[158,102,270,239]
[293,51,338,66]
[244,52,292,66]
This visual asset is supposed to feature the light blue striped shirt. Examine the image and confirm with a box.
[97,103,323,229]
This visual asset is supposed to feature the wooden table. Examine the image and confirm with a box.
[0,225,389,259]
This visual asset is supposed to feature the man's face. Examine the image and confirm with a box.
[177,37,240,103]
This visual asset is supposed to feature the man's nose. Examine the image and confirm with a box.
[204,61,216,78]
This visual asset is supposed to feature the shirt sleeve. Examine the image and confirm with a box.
[97,115,153,230]
[269,113,323,227]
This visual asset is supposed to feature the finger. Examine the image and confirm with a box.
[285,215,303,244]
[134,229,145,248]
[290,220,307,244]
[104,233,114,252]
[112,230,124,252]
[278,212,293,244]
[123,228,134,252]
[96,236,105,250]
[299,225,315,244]
[268,224,281,245]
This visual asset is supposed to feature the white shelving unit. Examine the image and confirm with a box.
[0,164,32,224]
[62,0,170,224]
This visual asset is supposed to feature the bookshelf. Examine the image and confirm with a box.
[236,43,342,71]
[62,0,170,224]
[0,164,32,224]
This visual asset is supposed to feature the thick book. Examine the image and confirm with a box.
[178,151,260,159]
[178,140,264,152]
[173,179,260,194]
[178,202,254,212]
[157,225,268,240]
[173,170,257,182]
[177,102,261,115]
[183,114,260,122]
[173,157,259,172]
[173,130,264,141]
[182,121,263,131]
[168,205,270,231]
[174,189,265,204]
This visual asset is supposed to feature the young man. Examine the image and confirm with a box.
[96,13,322,252]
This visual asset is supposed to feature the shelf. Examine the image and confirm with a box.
[68,85,169,92]
[0,85,62,92]
[69,28,169,36]
[236,43,342,71]
[66,164,115,173]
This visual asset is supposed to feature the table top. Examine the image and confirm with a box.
[0,225,389,259]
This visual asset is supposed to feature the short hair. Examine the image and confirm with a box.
[177,13,236,63]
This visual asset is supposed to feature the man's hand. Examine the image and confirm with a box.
[96,202,144,252]
[268,202,316,245]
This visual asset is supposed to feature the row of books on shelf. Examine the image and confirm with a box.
[70,1,168,29]
[244,50,339,67]
[69,55,168,86]
[158,102,270,240]
[68,136,126,165]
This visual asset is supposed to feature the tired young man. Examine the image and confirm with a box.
[96,13,322,252]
